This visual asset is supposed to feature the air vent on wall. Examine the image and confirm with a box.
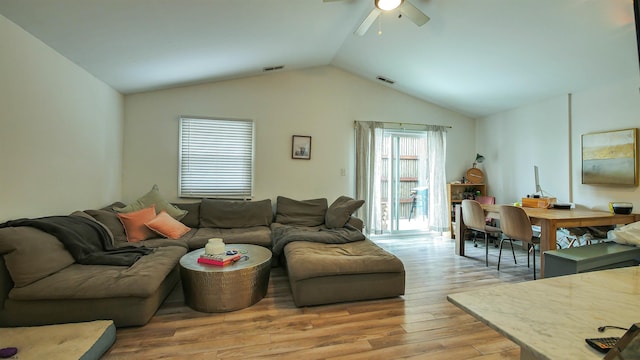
[263,65,284,72]
[376,75,395,84]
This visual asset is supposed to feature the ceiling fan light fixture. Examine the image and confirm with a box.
[375,0,404,11]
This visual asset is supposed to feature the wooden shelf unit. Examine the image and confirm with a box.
[448,183,487,238]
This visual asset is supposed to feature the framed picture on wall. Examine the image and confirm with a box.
[582,128,638,186]
[292,135,312,160]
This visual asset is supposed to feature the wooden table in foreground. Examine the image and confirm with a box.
[447,266,640,360]
[454,204,639,278]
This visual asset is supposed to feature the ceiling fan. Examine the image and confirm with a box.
[324,0,430,36]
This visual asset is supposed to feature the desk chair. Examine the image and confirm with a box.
[461,200,502,266]
[475,196,497,246]
[498,205,541,280]
[475,196,496,224]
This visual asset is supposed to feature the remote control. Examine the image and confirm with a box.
[585,337,620,353]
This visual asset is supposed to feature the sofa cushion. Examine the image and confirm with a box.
[325,196,365,228]
[275,196,328,227]
[190,226,272,249]
[84,209,127,245]
[284,239,405,281]
[200,199,273,229]
[173,202,200,228]
[117,206,157,243]
[0,227,75,288]
[9,246,187,300]
[114,234,192,250]
[114,184,187,220]
[145,211,191,239]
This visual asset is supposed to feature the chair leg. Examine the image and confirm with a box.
[497,238,504,270]
[509,239,516,264]
[498,237,518,271]
[526,244,531,268]
[532,245,537,280]
[484,233,489,267]
[473,231,478,247]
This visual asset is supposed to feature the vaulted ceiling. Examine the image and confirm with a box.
[1,0,637,118]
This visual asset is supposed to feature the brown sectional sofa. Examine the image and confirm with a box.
[0,194,405,328]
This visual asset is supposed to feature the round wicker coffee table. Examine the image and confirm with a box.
[179,244,271,312]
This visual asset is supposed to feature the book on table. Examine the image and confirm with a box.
[197,252,241,266]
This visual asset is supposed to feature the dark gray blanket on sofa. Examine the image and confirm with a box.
[0,216,153,266]
[271,224,365,257]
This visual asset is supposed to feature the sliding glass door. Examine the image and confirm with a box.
[355,121,447,237]
[381,130,429,234]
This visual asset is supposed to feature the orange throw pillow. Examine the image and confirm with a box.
[145,211,191,239]
[117,205,157,242]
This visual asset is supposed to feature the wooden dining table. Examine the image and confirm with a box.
[454,203,639,278]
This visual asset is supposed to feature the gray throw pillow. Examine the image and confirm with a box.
[325,196,365,228]
[114,184,187,220]
[85,209,127,245]
[70,210,115,245]
[275,196,328,227]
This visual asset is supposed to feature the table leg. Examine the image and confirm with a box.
[455,204,466,256]
[537,219,558,279]
[519,346,538,360]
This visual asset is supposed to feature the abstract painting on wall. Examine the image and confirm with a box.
[582,128,638,186]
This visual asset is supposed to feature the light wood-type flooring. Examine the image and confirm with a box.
[104,234,538,359]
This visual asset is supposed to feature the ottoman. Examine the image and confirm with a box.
[284,238,405,307]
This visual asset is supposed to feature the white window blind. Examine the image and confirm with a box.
[179,117,254,199]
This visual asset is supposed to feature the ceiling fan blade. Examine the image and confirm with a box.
[354,8,381,36]
[400,1,430,26]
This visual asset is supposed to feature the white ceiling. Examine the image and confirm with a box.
[0,0,637,118]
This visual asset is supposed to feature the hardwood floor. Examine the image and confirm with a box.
[104,234,538,359]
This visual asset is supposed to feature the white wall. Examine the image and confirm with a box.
[0,14,124,222]
[478,76,640,210]
[571,78,640,211]
[478,96,570,204]
[123,66,475,204]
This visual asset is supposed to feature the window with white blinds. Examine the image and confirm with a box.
[179,117,254,199]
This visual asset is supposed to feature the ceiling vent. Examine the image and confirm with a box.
[263,65,284,72]
[376,75,395,84]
